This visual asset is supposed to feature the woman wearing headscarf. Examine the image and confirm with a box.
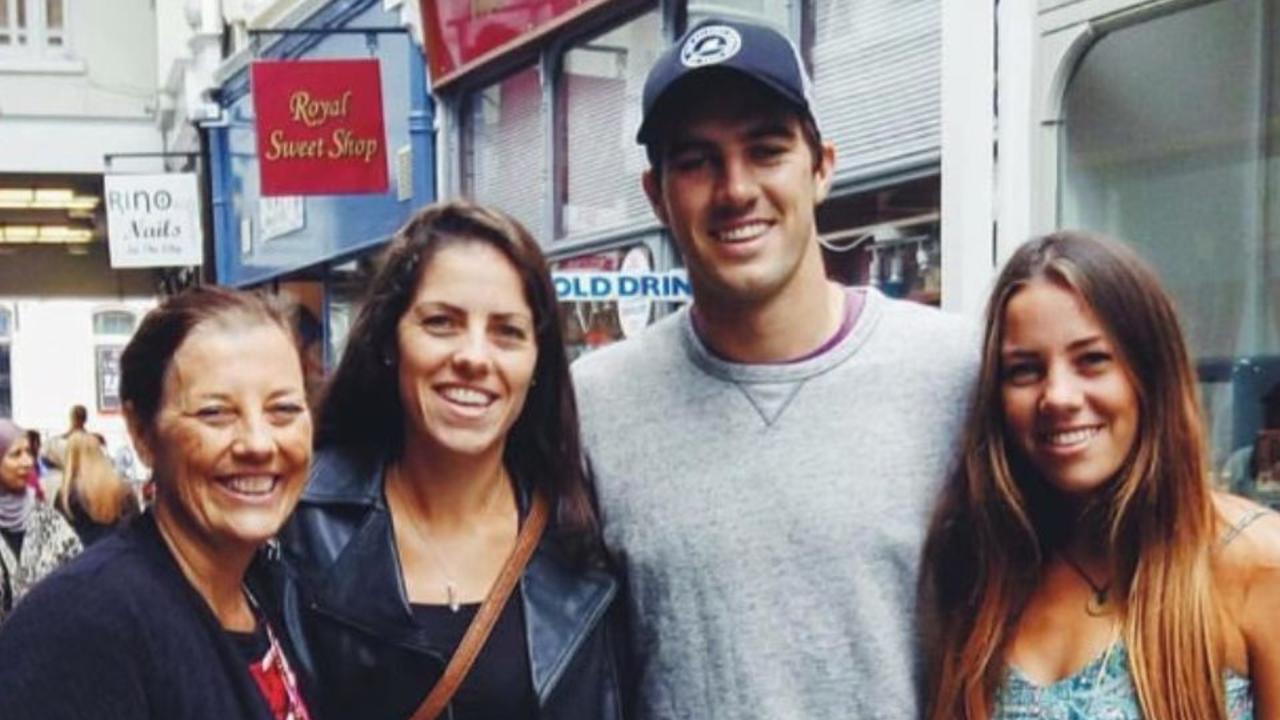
[0,418,80,623]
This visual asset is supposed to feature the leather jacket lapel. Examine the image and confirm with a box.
[522,550,618,703]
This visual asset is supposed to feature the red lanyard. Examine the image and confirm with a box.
[244,586,312,720]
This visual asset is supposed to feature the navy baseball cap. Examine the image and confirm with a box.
[636,18,820,146]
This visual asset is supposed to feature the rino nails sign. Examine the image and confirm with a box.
[251,59,389,196]
[104,173,204,269]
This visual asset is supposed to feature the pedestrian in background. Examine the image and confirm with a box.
[0,288,315,719]
[923,232,1280,719]
[24,429,46,502]
[56,430,139,546]
[281,201,625,720]
[0,419,80,623]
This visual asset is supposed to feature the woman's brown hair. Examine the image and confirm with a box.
[316,200,601,565]
[924,231,1225,719]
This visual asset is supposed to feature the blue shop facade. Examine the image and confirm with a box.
[204,0,433,365]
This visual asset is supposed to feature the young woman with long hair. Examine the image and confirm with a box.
[923,231,1280,719]
[56,432,138,545]
[279,200,625,720]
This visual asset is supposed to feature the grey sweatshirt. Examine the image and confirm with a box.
[573,288,977,720]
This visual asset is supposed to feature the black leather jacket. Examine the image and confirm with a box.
[276,448,628,720]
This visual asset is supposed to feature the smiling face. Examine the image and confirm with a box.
[133,320,312,556]
[0,435,32,493]
[396,241,538,462]
[643,75,834,310]
[1000,279,1140,496]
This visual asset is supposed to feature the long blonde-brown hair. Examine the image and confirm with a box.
[923,231,1224,719]
[58,432,132,525]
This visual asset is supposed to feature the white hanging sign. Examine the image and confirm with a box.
[104,173,204,268]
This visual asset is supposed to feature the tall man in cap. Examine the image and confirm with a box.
[572,17,976,719]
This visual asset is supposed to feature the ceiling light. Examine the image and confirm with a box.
[0,189,33,206]
[34,189,73,204]
[37,226,93,244]
[0,188,100,210]
[2,226,39,242]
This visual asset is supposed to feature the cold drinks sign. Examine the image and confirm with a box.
[251,58,389,196]
[104,173,203,269]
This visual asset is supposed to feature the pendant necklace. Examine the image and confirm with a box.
[1061,553,1113,617]
[390,463,508,613]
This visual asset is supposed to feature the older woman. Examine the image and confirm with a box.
[281,201,626,720]
[0,419,80,622]
[0,288,314,719]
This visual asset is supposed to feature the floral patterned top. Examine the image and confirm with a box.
[995,642,1253,719]
[0,501,82,623]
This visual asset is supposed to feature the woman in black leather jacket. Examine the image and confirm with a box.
[279,201,628,720]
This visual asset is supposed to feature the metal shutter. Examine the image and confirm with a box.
[810,0,941,185]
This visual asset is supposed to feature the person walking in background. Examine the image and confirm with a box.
[0,419,80,624]
[56,431,140,546]
[281,201,626,720]
[0,287,315,719]
[38,404,90,502]
[24,430,46,502]
[572,18,975,719]
[923,232,1280,719]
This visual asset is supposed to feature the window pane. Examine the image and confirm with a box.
[0,0,9,28]
[686,0,790,31]
[45,0,62,30]
[93,311,136,335]
[1060,0,1280,507]
[0,309,9,337]
[15,0,24,28]
[465,66,545,238]
[558,10,662,237]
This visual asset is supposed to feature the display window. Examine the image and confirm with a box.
[556,9,662,238]
[463,65,547,237]
[818,175,941,306]
[554,242,685,359]
[1059,0,1280,505]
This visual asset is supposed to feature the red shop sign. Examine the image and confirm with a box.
[251,59,389,196]
[422,0,611,88]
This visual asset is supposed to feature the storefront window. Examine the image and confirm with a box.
[808,0,941,184]
[686,1,791,31]
[464,65,546,236]
[817,175,941,305]
[1060,0,1280,505]
[554,241,685,360]
[557,10,662,237]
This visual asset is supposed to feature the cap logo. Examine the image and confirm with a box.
[680,25,742,68]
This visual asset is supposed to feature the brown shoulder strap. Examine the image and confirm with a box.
[410,490,550,720]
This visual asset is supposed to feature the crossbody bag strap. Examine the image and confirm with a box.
[410,490,551,720]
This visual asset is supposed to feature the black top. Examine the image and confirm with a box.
[1,527,23,556]
[0,512,294,720]
[228,625,271,663]
[409,592,537,720]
